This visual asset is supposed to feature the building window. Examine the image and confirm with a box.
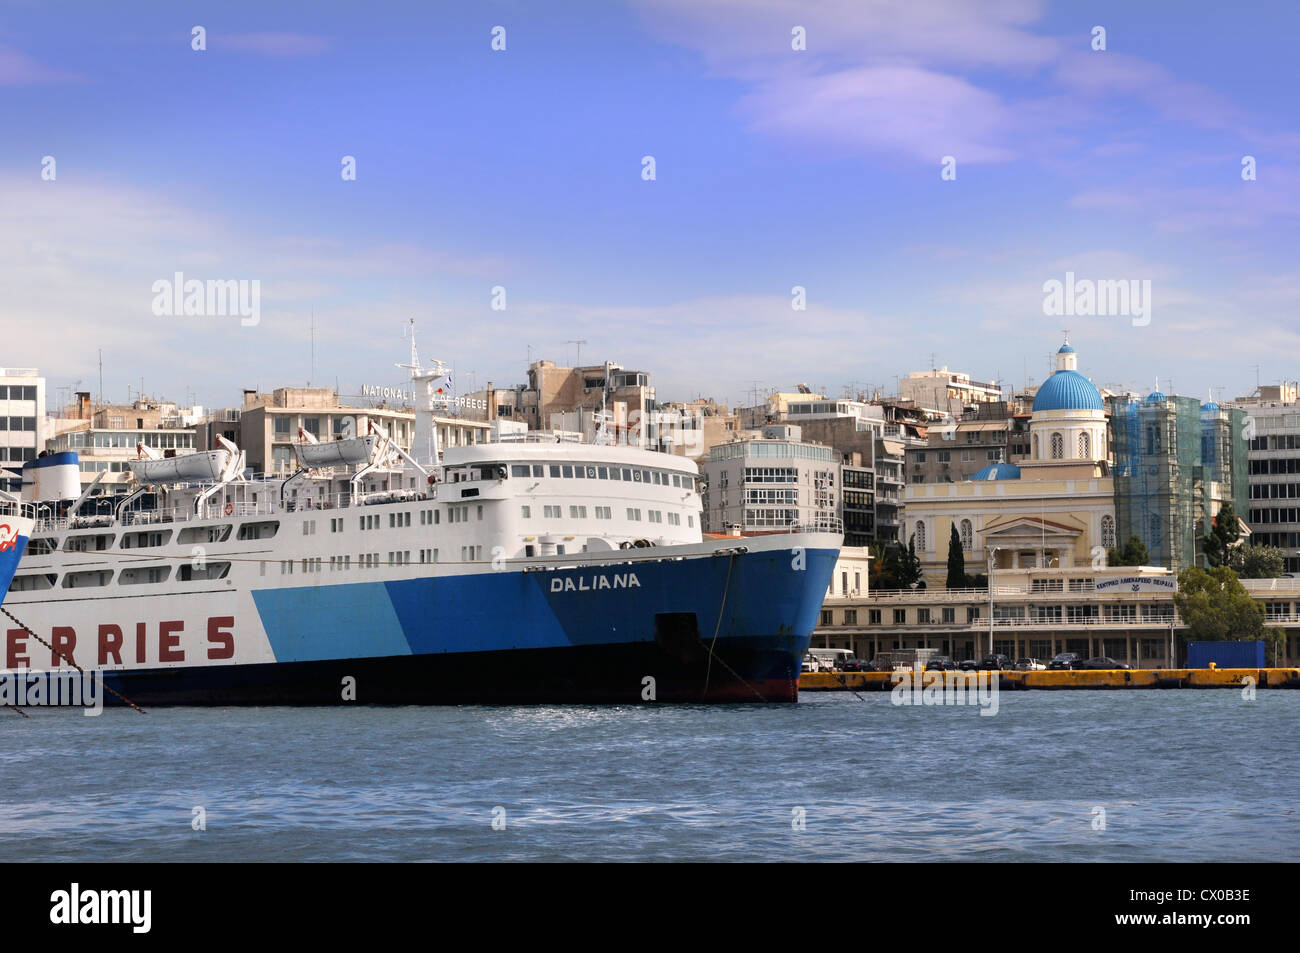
[1078,431,1091,458]
[1101,514,1116,549]
[941,607,955,623]
[917,608,931,624]
[869,609,881,625]
[959,519,973,552]
[843,610,857,625]
[914,520,926,552]
[1050,432,1064,459]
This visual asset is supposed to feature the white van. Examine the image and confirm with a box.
[806,648,855,672]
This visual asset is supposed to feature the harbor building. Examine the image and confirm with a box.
[0,367,44,493]
[1228,383,1300,573]
[814,565,1300,668]
[700,425,840,534]
[1108,390,1249,571]
[902,339,1115,582]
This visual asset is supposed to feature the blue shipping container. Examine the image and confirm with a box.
[1186,641,1265,669]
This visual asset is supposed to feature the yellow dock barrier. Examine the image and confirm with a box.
[799,667,1300,692]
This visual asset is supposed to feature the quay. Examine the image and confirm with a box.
[799,667,1300,691]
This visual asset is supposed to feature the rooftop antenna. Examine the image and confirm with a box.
[565,339,587,367]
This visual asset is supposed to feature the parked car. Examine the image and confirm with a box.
[925,656,959,672]
[1048,652,1082,670]
[958,658,979,671]
[841,658,875,672]
[1015,658,1046,671]
[977,653,1011,671]
[1074,656,1131,670]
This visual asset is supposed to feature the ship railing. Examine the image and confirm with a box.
[354,488,424,507]
[119,508,196,527]
[788,516,844,535]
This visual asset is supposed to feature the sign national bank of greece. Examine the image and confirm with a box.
[359,384,487,411]
[361,384,416,403]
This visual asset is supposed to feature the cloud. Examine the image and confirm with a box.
[0,44,79,85]
[0,176,511,403]
[633,0,1293,170]
[738,64,1017,162]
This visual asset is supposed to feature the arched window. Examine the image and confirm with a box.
[959,519,973,552]
[1050,432,1064,459]
[1101,514,1115,549]
[1079,431,1091,459]
[915,520,926,552]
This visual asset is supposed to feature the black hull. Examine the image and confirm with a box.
[95,641,801,706]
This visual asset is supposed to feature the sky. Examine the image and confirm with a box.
[2,0,1298,413]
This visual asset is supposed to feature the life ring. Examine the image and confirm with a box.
[224,503,234,516]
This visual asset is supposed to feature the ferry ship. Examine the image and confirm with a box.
[0,332,841,705]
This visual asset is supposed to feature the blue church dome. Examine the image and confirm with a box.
[1146,391,1167,403]
[971,461,1022,481]
[1202,401,1220,412]
[1057,343,1076,354]
[1032,369,1105,412]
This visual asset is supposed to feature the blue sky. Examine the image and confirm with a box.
[2,0,1298,411]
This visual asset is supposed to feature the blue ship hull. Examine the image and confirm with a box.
[98,544,839,705]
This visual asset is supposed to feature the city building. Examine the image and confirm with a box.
[899,366,1003,416]
[906,403,1030,485]
[902,338,1116,582]
[521,360,656,447]
[651,397,742,461]
[1228,383,1300,573]
[234,387,489,476]
[699,425,840,534]
[0,367,44,493]
[1109,390,1249,571]
[45,394,201,494]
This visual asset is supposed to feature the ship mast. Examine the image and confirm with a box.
[396,319,451,467]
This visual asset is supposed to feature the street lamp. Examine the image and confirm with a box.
[987,547,999,656]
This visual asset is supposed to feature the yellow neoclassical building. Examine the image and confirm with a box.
[904,339,1118,583]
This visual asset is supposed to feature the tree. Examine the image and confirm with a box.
[1238,544,1285,580]
[1202,502,1242,569]
[1172,566,1266,642]
[1107,534,1149,567]
[946,524,966,589]
[897,533,925,590]
[870,542,902,591]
